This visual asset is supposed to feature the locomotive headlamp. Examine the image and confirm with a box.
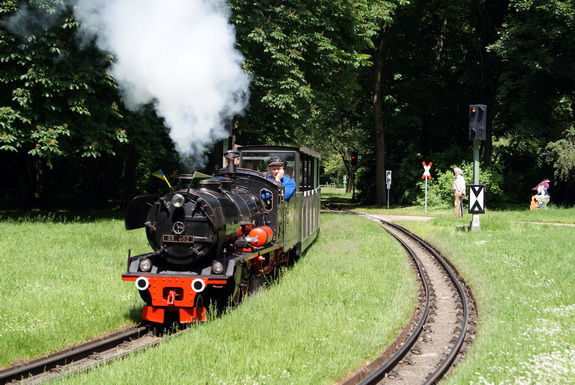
[139,258,152,272]
[212,260,224,274]
[135,277,150,291]
[171,193,185,208]
[191,279,206,293]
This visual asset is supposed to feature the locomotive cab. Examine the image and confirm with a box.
[234,146,321,254]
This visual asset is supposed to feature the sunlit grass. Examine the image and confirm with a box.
[51,214,418,384]
[400,214,575,384]
[0,213,417,384]
[3,206,574,384]
[0,216,148,366]
[320,186,352,200]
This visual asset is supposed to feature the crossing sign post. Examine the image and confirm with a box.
[469,104,486,231]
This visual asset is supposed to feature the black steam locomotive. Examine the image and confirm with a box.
[122,145,321,324]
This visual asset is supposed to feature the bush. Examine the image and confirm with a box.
[416,162,508,209]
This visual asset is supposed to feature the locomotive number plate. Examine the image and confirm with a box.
[162,234,194,243]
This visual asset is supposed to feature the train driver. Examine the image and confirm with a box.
[267,157,296,201]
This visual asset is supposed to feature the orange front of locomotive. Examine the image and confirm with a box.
[122,174,273,324]
[122,273,228,323]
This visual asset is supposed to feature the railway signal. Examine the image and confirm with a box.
[386,170,392,209]
[469,104,486,141]
[469,104,486,231]
[351,151,358,166]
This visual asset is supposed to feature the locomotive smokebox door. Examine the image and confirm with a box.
[125,195,157,230]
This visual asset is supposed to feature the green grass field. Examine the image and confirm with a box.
[1,202,574,384]
[0,212,417,384]
[355,208,575,384]
[0,213,149,366]
[417,216,573,385]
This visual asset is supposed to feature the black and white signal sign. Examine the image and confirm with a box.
[468,184,485,214]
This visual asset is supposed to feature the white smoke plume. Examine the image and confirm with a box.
[72,0,250,162]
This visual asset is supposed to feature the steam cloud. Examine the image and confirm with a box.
[74,0,250,162]
[6,0,251,163]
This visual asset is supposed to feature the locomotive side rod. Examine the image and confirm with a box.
[341,214,476,385]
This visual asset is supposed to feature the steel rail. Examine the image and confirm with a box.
[355,221,431,385]
[0,325,149,384]
[342,214,471,385]
[382,219,469,384]
[390,222,470,385]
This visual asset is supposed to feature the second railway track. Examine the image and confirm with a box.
[342,214,477,385]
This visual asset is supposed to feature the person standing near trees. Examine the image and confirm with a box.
[453,167,466,218]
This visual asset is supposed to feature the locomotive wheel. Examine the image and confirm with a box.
[248,274,265,294]
[232,264,249,307]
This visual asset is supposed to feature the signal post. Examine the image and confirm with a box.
[468,105,486,231]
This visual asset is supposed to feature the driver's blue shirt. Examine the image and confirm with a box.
[267,175,296,201]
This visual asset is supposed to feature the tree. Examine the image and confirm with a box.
[230,0,405,205]
[489,0,575,203]
[0,1,176,208]
[229,1,400,143]
[545,127,575,202]
[0,2,127,162]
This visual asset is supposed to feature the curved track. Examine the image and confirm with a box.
[342,214,477,385]
[2,212,476,384]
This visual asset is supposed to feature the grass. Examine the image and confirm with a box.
[55,213,417,384]
[398,214,575,384]
[1,213,417,385]
[0,214,148,366]
[322,185,575,223]
[3,204,575,384]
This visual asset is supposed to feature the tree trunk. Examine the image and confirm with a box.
[373,26,390,206]
[121,158,137,210]
[16,149,42,209]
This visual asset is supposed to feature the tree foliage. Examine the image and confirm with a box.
[0,1,178,208]
[546,128,575,182]
[1,0,574,209]
[230,0,403,198]
[0,1,126,162]
[230,0,399,143]
[486,0,575,203]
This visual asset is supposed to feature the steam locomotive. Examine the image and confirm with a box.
[122,145,321,324]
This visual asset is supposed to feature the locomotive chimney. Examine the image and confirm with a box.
[225,149,239,174]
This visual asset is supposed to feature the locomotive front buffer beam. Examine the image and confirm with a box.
[122,245,281,324]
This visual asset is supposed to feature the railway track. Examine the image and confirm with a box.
[0,325,165,384]
[342,214,477,385]
[2,210,475,384]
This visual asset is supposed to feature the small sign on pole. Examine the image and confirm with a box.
[386,170,392,209]
[421,162,432,213]
[468,184,485,214]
